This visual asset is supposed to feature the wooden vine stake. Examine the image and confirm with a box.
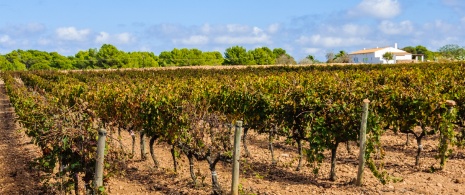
[231,121,243,195]
[94,128,107,191]
[356,99,370,186]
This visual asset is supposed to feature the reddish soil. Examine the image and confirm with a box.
[107,129,465,195]
[0,80,42,194]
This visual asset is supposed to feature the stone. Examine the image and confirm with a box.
[454,178,465,184]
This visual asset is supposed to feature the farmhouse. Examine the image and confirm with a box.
[349,44,414,64]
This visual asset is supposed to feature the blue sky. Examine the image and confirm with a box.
[1,0,464,61]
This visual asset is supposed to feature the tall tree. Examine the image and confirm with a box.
[127,52,159,68]
[3,51,27,70]
[250,47,275,65]
[276,54,296,65]
[96,44,127,68]
[334,51,350,63]
[438,44,465,60]
[158,51,174,67]
[50,52,74,70]
[203,51,224,65]
[272,48,286,58]
[72,49,97,69]
[223,46,250,65]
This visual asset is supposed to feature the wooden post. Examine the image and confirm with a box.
[440,100,456,169]
[94,128,107,191]
[231,121,243,195]
[356,99,370,186]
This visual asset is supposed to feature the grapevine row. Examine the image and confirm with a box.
[2,62,465,194]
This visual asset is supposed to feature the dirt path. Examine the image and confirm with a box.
[0,80,42,194]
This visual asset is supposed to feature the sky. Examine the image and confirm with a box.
[1,0,464,61]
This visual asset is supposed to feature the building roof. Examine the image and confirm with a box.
[349,47,411,55]
[391,52,410,56]
[349,47,387,54]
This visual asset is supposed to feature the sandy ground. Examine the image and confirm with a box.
[106,128,465,195]
[0,80,42,194]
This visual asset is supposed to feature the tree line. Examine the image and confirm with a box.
[324,44,465,63]
[2,43,464,71]
[0,44,298,71]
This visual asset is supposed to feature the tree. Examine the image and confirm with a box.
[158,51,174,67]
[3,51,27,70]
[438,44,465,60]
[203,51,224,65]
[249,47,275,65]
[326,52,335,63]
[402,46,416,55]
[96,44,127,68]
[272,48,286,58]
[127,52,159,68]
[382,52,394,63]
[4,49,52,69]
[326,51,350,63]
[306,55,315,61]
[333,51,350,63]
[50,52,74,70]
[0,55,20,70]
[403,45,434,61]
[72,49,97,69]
[276,54,296,65]
[223,46,251,65]
[299,55,316,65]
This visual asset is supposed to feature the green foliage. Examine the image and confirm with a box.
[0,44,298,70]
[382,52,394,62]
[402,45,434,61]
[326,51,350,63]
[249,47,275,65]
[438,44,465,60]
[4,60,465,192]
[223,46,251,65]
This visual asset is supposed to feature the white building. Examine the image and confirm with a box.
[349,44,413,64]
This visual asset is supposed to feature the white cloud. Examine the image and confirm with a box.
[95,32,110,43]
[95,32,135,44]
[268,23,280,34]
[297,34,371,48]
[214,34,271,45]
[174,35,209,45]
[378,20,414,35]
[252,27,263,35]
[226,24,250,33]
[0,35,14,45]
[115,33,133,44]
[349,0,401,19]
[201,24,212,34]
[303,47,321,54]
[25,23,46,33]
[342,24,371,36]
[56,27,90,41]
[38,38,51,46]
[430,36,460,48]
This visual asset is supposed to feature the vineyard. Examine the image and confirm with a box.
[1,62,465,194]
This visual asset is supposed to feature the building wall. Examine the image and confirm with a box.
[351,47,412,64]
[350,53,378,63]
